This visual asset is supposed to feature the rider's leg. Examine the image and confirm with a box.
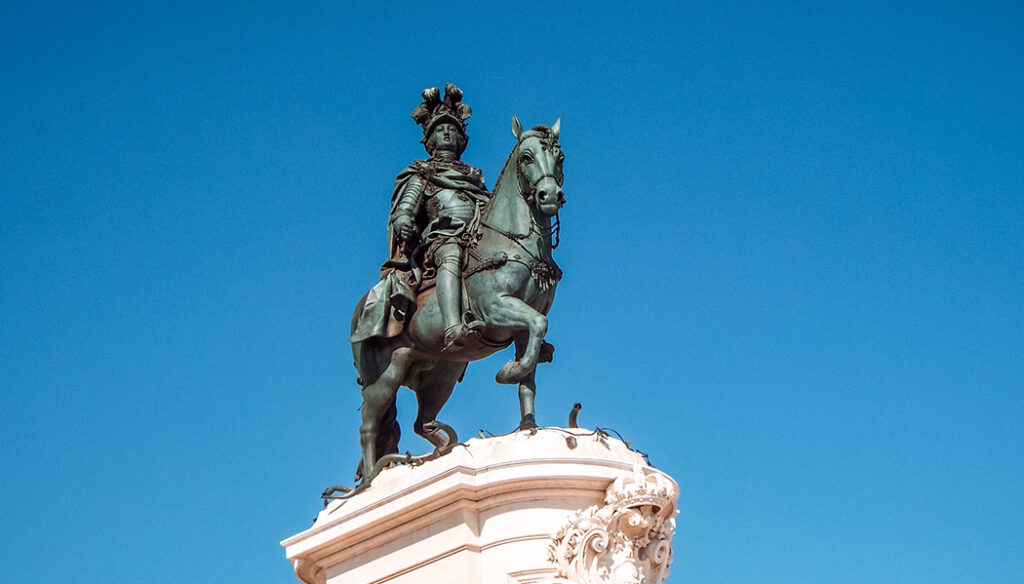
[435,242,475,348]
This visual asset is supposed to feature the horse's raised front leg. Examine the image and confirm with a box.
[484,296,547,385]
[359,347,413,484]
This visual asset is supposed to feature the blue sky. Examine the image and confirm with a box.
[2,2,1021,583]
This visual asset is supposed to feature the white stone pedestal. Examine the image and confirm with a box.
[281,428,678,584]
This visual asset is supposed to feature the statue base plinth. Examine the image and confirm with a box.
[281,428,678,584]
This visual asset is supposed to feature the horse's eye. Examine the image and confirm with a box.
[521,153,534,165]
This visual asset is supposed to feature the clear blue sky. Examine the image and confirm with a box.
[2,2,1021,583]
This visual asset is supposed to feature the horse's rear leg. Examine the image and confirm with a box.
[484,296,547,385]
[412,361,467,448]
[359,347,413,483]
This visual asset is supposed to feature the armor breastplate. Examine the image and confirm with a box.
[427,188,477,222]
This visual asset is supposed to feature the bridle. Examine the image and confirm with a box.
[515,140,565,210]
[479,134,564,250]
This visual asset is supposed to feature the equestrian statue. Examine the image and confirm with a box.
[349,84,565,485]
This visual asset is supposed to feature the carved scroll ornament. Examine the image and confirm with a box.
[548,465,677,584]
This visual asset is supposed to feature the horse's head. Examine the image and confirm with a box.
[511,116,565,217]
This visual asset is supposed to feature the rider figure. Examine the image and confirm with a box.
[388,84,490,349]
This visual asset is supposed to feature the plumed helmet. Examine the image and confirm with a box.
[410,83,472,153]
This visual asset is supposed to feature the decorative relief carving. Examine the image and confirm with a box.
[548,465,677,584]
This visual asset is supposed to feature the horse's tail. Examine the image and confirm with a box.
[350,294,402,479]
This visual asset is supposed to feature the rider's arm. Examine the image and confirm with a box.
[391,175,424,241]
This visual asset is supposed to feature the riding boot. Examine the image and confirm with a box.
[437,270,464,350]
[435,245,472,350]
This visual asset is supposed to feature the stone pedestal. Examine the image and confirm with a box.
[281,428,678,584]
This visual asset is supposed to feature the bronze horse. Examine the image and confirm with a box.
[350,117,565,484]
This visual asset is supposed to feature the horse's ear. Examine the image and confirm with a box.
[511,115,523,140]
[551,118,560,140]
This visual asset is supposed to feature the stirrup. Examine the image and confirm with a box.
[442,325,465,351]
[443,322,482,351]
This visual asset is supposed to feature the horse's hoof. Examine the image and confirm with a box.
[496,361,525,384]
[519,415,538,431]
[539,341,555,363]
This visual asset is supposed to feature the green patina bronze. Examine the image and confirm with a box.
[350,84,565,484]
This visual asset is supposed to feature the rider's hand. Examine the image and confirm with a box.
[394,216,415,242]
